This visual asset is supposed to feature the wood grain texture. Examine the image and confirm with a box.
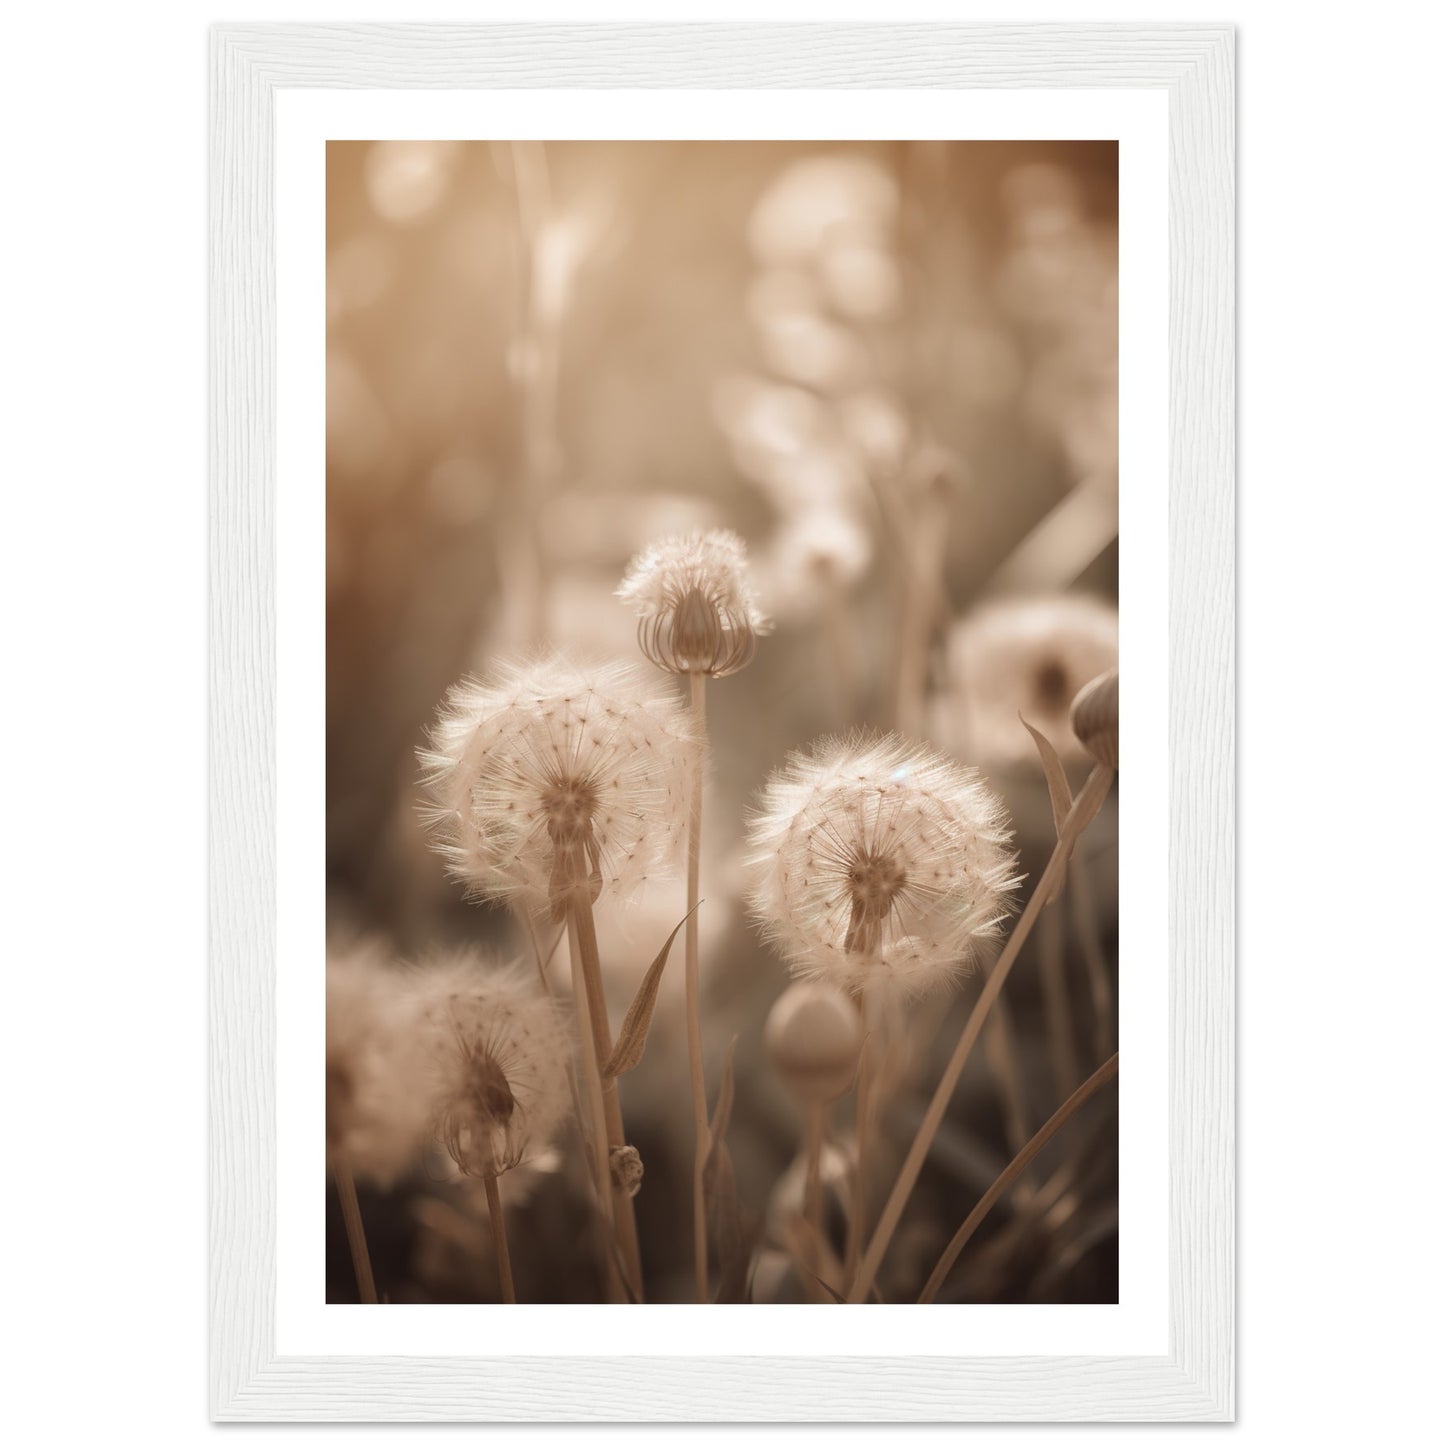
[209,22,1234,1422]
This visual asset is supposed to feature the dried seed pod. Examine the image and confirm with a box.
[1070,668,1119,770]
[765,981,864,1104]
[609,1144,644,1199]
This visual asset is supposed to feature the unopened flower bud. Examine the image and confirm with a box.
[765,981,864,1104]
[610,1143,644,1198]
[617,530,771,678]
[1070,668,1119,770]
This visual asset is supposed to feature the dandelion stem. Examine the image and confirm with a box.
[332,1158,377,1305]
[569,885,646,1302]
[519,906,615,1273]
[565,905,625,1302]
[848,762,1115,1303]
[1069,853,1115,1064]
[483,1175,517,1304]
[685,669,711,1303]
[803,1101,827,1302]
[918,1052,1119,1303]
[843,997,876,1290]
[1040,894,1080,1097]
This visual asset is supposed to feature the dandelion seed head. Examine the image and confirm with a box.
[410,953,571,1181]
[940,595,1119,765]
[326,944,431,1188]
[744,734,1019,1001]
[420,654,698,915]
[617,530,771,677]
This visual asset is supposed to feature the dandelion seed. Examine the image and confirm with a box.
[410,954,571,1181]
[419,654,697,917]
[616,530,771,677]
[745,734,1019,1001]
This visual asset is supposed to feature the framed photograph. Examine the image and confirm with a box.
[210,22,1234,1422]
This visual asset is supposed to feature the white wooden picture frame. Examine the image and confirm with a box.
[210,22,1233,1421]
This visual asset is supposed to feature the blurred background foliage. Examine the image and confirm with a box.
[326,139,1119,1305]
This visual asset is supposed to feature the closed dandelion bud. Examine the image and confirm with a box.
[766,980,864,1103]
[1070,668,1119,770]
[610,1144,644,1198]
[617,529,771,677]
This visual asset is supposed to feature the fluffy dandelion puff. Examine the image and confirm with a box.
[940,594,1118,765]
[326,945,431,1188]
[745,734,1020,1000]
[617,529,771,677]
[419,654,698,916]
[410,953,572,1181]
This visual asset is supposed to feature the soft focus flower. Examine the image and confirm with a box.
[420,654,697,916]
[326,945,430,1187]
[747,155,898,266]
[617,530,771,677]
[744,735,1018,1000]
[939,595,1119,766]
[760,508,873,621]
[363,140,461,226]
[411,955,571,1180]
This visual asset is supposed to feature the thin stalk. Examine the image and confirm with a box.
[685,670,711,1303]
[983,991,1033,1163]
[518,908,618,1286]
[1069,852,1115,1064]
[1040,895,1080,1097]
[569,885,646,1301]
[918,1052,1119,1303]
[483,1175,517,1304]
[848,763,1116,1303]
[842,996,876,1289]
[520,911,589,1137]
[802,1101,827,1302]
[565,906,625,1302]
[332,1158,377,1305]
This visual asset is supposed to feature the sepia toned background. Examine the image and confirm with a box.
[326,139,1119,1304]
